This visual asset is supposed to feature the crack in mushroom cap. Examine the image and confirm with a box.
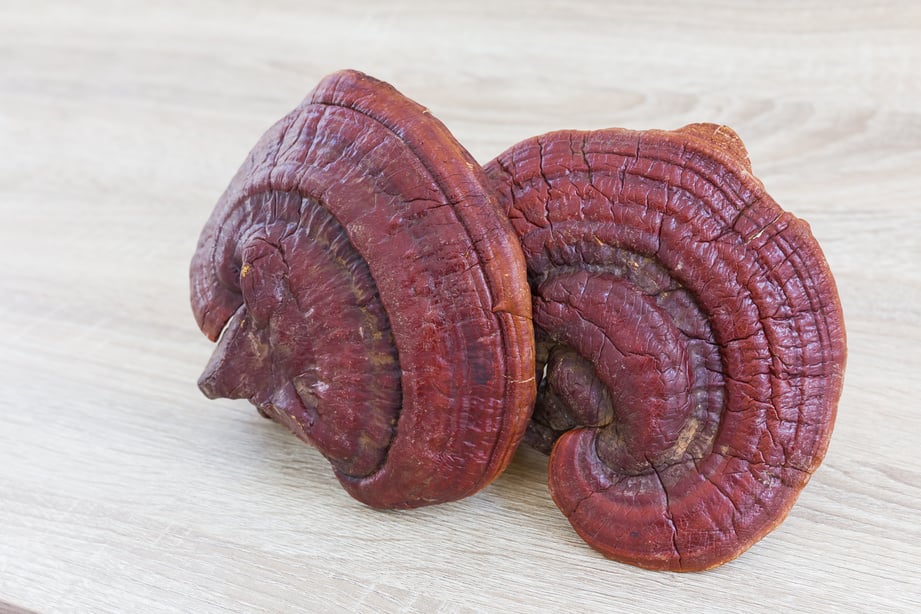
[190,70,535,509]
[484,123,846,571]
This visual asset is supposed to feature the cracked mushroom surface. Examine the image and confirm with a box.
[485,124,846,570]
[190,70,535,509]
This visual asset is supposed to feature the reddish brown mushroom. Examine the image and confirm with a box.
[190,70,535,509]
[485,124,846,570]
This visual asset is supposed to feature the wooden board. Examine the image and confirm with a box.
[2,0,919,611]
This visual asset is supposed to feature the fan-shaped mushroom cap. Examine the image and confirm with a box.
[191,70,535,509]
[485,124,846,570]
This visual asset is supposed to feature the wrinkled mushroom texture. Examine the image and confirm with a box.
[484,124,846,571]
[190,70,535,509]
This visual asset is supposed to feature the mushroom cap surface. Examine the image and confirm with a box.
[191,70,535,508]
[485,124,846,570]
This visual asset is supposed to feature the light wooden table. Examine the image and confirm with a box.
[2,1,919,611]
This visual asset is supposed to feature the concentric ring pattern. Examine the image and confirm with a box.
[485,124,846,570]
[191,70,535,509]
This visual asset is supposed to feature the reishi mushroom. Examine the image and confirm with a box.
[484,124,847,570]
[192,70,847,570]
[190,70,536,509]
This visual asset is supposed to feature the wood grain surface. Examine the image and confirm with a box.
[2,0,920,611]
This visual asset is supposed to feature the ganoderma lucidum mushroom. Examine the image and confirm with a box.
[485,124,847,570]
[192,70,847,571]
[190,70,535,509]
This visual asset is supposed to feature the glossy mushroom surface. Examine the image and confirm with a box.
[485,124,846,570]
[191,70,535,509]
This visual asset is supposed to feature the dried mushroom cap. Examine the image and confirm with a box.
[485,124,846,570]
[191,70,535,509]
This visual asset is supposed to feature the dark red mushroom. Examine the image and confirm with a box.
[485,123,846,570]
[191,70,535,509]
